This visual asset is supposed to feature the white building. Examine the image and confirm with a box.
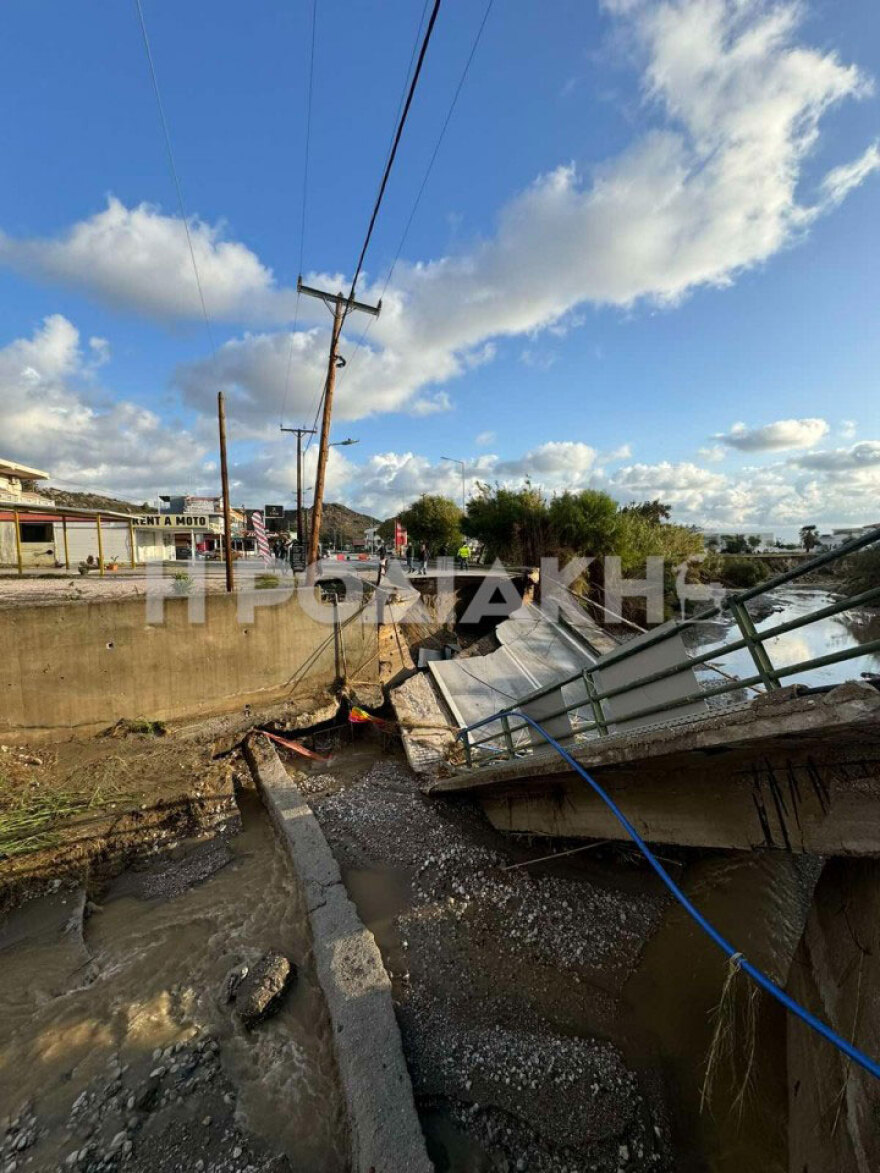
[0,457,233,570]
[818,524,880,550]
[701,529,776,550]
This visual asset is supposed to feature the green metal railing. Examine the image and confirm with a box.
[459,526,880,768]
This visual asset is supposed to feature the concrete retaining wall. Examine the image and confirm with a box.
[0,588,379,740]
[244,738,432,1173]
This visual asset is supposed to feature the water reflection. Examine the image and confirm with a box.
[688,587,880,688]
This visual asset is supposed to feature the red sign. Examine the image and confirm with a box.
[394,520,407,551]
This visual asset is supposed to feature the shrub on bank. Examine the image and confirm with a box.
[844,548,880,604]
[709,555,767,590]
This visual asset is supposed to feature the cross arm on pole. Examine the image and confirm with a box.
[297,277,382,318]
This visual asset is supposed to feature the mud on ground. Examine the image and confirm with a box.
[0,728,238,915]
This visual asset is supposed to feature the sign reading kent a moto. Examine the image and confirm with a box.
[134,515,210,529]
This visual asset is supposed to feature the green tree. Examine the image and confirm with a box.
[619,498,672,525]
[722,534,749,554]
[800,524,819,553]
[466,482,548,563]
[377,518,396,544]
[398,495,463,554]
[547,490,619,556]
[747,534,762,551]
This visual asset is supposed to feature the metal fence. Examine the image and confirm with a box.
[459,525,880,769]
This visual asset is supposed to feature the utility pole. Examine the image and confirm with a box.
[279,425,316,552]
[297,279,380,569]
[218,391,235,592]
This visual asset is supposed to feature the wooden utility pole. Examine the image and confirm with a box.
[279,425,316,552]
[218,391,235,592]
[310,294,344,568]
[296,279,381,569]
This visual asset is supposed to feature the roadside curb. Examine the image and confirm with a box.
[244,738,433,1173]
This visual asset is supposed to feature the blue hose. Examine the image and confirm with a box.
[458,711,880,1080]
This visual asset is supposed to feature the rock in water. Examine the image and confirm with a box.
[233,953,295,1027]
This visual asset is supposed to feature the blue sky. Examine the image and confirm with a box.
[0,0,878,532]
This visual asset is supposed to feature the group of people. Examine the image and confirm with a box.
[374,540,473,585]
[403,542,431,574]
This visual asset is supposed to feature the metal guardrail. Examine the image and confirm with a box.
[459,525,880,768]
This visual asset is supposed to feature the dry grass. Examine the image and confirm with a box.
[0,762,133,861]
[700,953,759,1121]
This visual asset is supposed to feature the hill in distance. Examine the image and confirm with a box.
[47,487,149,515]
[314,501,381,546]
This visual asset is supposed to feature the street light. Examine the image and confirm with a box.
[441,456,466,514]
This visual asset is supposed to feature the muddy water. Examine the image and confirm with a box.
[0,791,346,1171]
[621,851,822,1173]
[688,585,880,686]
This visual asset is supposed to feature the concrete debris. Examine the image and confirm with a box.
[231,952,295,1028]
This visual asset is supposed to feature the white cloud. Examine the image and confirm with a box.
[819,143,880,210]
[714,418,829,451]
[4,317,874,530]
[408,390,453,417]
[792,441,880,472]
[0,198,297,324]
[1,1,875,435]
[697,444,726,462]
[495,441,599,483]
[306,438,880,529]
[0,315,211,499]
[839,419,857,440]
[475,431,496,446]
[602,443,632,461]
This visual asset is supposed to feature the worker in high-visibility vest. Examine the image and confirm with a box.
[457,542,471,570]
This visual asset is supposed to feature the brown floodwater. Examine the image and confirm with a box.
[620,850,821,1173]
[0,790,347,1171]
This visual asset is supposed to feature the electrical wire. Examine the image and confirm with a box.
[344,0,443,309]
[281,0,318,429]
[341,0,494,380]
[304,0,445,464]
[306,0,444,453]
[133,0,216,353]
[381,0,432,174]
[456,711,880,1081]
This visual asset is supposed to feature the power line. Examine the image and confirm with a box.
[341,0,494,380]
[344,0,443,309]
[281,0,318,428]
[133,0,216,352]
[381,0,432,174]
[306,0,444,455]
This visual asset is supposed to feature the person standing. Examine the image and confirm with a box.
[418,542,428,574]
[376,542,388,586]
[457,541,471,570]
[405,542,414,573]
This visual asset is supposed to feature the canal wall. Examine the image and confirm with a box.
[0,588,380,740]
[244,737,432,1173]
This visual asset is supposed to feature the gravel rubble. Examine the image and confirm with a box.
[1,1031,292,1173]
[308,754,673,1171]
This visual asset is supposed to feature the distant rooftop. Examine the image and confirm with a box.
[0,458,49,481]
